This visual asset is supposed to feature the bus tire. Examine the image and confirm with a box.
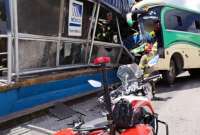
[163,59,176,84]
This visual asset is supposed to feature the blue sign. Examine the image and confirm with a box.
[72,3,83,17]
[68,0,83,36]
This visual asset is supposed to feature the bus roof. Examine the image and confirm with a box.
[132,0,200,14]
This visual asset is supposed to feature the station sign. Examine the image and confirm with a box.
[68,0,83,36]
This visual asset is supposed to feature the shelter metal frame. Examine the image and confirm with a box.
[2,0,128,84]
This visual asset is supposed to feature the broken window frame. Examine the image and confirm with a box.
[0,0,12,84]
[3,0,129,83]
[13,0,95,78]
[88,4,126,64]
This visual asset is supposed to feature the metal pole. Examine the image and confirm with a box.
[88,3,100,64]
[116,17,135,62]
[13,0,19,79]
[116,17,123,63]
[9,0,14,34]
[7,33,12,83]
[100,64,115,135]
[56,41,61,66]
[85,2,97,62]
[56,0,65,67]
[8,0,15,83]
[16,64,90,76]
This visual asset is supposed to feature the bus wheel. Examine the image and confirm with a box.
[163,59,176,84]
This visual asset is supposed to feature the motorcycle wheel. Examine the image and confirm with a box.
[143,83,153,100]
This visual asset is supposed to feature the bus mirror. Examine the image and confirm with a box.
[126,13,135,27]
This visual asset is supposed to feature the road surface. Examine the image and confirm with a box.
[155,74,200,135]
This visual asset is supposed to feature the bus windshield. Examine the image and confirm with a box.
[142,16,159,33]
[138,7,163,45]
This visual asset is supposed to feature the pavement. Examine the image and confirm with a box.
[154,74,200,135]
[1,74,200,135]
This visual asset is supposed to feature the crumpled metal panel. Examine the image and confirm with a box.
[100,0,132,16]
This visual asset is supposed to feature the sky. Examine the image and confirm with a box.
[165,0,200,12]
[127,0,200,12]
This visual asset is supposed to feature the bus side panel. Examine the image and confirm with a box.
[166,43,200,69]
[162,29,200,69]
[155,42,200,70]
[157,6,200,71]
[0,69,119,118]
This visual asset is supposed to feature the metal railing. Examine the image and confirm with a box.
[0,34,12,84]
[0,0,134,85]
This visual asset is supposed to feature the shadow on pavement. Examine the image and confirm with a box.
[157,75,200,94]
[152,96,172,101]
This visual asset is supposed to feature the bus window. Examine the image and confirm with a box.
[89,6,121,65]
[165,10,184,30]
[165,9,195,33]
[195,20,200,30]
[95,7,120,44]
[18,40,57,70]
[91,46,121,64]
[18,0,61,36]
[176,16,183,26]
[59,42,86,65]
[62,0,94,39]
[143,19,162,47]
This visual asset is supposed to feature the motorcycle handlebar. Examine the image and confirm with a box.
[141,74,162,84]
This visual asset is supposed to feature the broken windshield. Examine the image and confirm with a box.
[137,6,162,42]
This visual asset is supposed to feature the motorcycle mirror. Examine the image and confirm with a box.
[88,80,102,88]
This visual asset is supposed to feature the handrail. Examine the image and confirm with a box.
[0,35,9,38]
[0,52,7,55]
[0,68,8,71]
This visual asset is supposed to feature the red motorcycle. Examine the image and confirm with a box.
[54,57,168,135]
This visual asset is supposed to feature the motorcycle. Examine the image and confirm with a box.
[54,57,168,135]
[98,55,161,105]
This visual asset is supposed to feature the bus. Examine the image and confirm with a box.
[128,0,200,84]
[0,0,133,122]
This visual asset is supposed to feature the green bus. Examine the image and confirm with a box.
[129,0,200,84]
